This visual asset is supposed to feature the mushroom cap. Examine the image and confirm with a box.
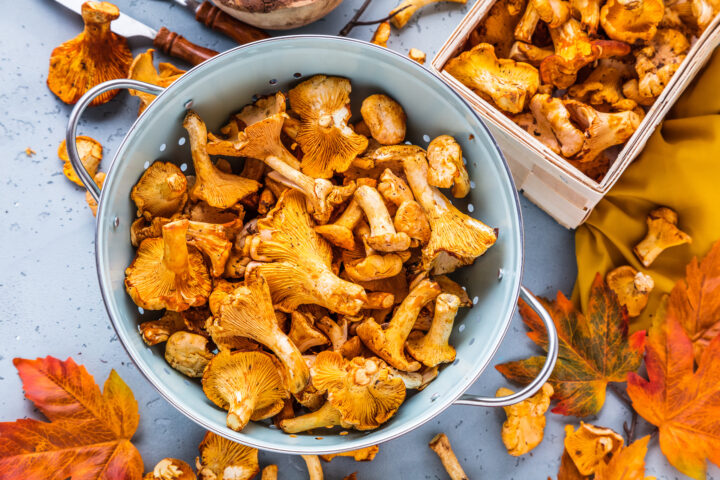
[634,28,690,100]
[508,41,555,67]
[378,169,414,207]
[319,445,379,462]
[529,94,584,158]
[85,171,106,216]
[184,111,261,209]
[445,43,540,113]
[186,220,233,278]
[196,431,259,480]
[139,310,185,346]
[606,265,654,317]
[289,311,331,353]
[165,331,214,378]
[130,216,172,247]
[568,58,634,106]
[427,135,470,198]
[58,136,103,187]
[147,458,196,480]
[394,201,431,246]
[125,220,211,311]
[47,1,132,106]
[511,112,562,155]
[131,162,188,220]
[600,0,665,43]
[289,75,369,178]
[498,383,553,456]
[202,350,289,431]
[311,351,406,430]
[564,422,624,475]
[246,190,367,315]
[360,94,407,146]
[371,21,391,47]
[128,49,185,114]
[342,240,405,282]
[314,224,356,251]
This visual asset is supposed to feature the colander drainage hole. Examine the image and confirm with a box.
[113,216,120,229]
[138,307,144,315]
[163,367,170,375]
[469,338,475,345]
[269,78,278,85]
[458,324,465,332]
[453,358,460,366]
[431,393,440,402]
[468,203,474,213]
[178,137,186,146]
[472,296,479,305]
[422,134,430,143]
[180,163,188,172]
[143,161,150,169]
[159,143,166,152]
[470,180,476,189]
[293,72,302,78]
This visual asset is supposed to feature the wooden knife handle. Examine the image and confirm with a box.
[154,27,219,65]
[195,1,269,45]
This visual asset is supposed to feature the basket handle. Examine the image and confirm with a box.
[66,79,165,203]
[453,286,558,407]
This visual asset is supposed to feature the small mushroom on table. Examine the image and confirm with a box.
[196,431,259,480]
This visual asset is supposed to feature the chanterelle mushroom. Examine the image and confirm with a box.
[360,94,407,146]
[131,162,188,220]
[600,0,665,43]
[183,111,261,209]
[209,270,310,393]
[606,265,654,317]
[86,172,106,217]
[427,135,471,199]
[129,49,185,115]
[634,207,692,267]
[145,458,196,480]
[564,99,643,162]
[289,311,330,353]
[564,423,624,475]
[445,43,540,114]
[354,185,411,252]
[529,94,584,158]
[515,0,572,42]
[629,28,690,103]
[203,350,289,431]
[571,0,602,32]
[512,112,561,155]
[568,58,635,107]
[376,146,496,273]
[288,75,369,178]
[196,431,259,480]
[185,220,235,278]
[164,331,214,378]
[242,190,367,315]
[406,293,461,367]
[341,228,406,282]
[58,136,103,188]
[314,189,366,250]
[497,383,554,456]
[47,1,132,106]
[280,351,406,432]
[125,220,211,311]
[320,445,379,462]
[391,0,469,28]
[358,278,441,371]
[540,18,630,89]
[508,42,555,67]
[371,21,391,47]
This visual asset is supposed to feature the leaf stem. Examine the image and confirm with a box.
[609,383,638,443]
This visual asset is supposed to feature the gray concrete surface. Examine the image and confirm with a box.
[0,0,715,478]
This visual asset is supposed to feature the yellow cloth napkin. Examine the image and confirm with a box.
[574,49,720,331]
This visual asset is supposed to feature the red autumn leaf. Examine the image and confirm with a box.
[0,356,143,480]
[594,436,653,480]
[666,239,720,363]
[627,317,720,480]
[497,274,646,417]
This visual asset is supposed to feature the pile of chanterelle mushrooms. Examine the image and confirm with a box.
[124,75,497,434]
[445,0,718,181]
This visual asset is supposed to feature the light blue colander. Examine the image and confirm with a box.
[67,36,558,454]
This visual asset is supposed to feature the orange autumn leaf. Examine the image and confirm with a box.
[666,239,720,363]
[497,274,646,417]
[0,356,143,480]
[594,436,655,480]
[627,318,720,480]
[555,450,587,480]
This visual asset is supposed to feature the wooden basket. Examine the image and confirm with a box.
[432,3,720,228]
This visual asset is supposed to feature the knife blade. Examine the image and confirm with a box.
[171,0,269,45]
[52,0,219,65]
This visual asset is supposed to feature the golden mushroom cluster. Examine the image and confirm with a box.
[445,0,717,181]
[124,74,497,434]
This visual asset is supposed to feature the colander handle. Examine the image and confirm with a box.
[453,286,558,407]
[66,79,165,203]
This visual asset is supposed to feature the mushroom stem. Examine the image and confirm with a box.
[279,401,344,433]
[407,294,461,367]
[354,185,411,252]
[301,455,324,480]
[429,433,468,480]
[162,220,190,276]
[261,465,278,480]
[357,279,441,371]
[515,4,540,42]
[227,390,257,431]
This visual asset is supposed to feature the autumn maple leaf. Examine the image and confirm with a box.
[497,274,646,417]
[0,356,143,480]
[666,239,720,363]
[627,317,720,480]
